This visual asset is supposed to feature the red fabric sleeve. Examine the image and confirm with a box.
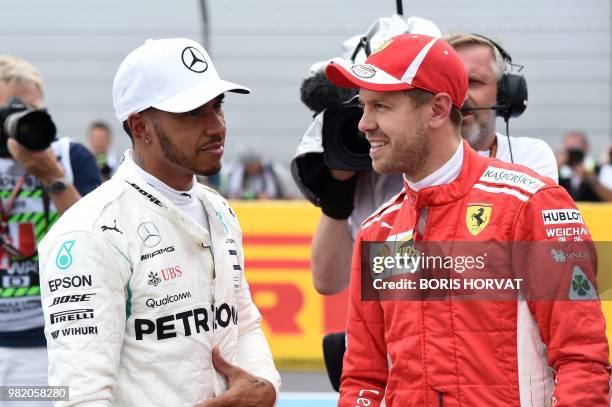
[514,186,611,406]
[338,230,388,407]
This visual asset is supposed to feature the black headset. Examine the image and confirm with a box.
[470,34,528,120]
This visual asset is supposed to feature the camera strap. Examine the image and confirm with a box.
[488,137,498,158]
[0,175,26,258]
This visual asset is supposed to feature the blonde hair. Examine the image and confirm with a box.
[0,55,44,96]
[445,34,507,81]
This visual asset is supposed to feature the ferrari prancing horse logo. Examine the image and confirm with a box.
[372,39,393,55]
[466,204,492,236]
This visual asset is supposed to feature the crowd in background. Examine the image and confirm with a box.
[556,130,612,202]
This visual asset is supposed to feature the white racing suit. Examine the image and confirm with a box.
[38,154,280,406]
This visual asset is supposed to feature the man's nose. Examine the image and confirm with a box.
[206,112,226,136]
[358,109,375,133]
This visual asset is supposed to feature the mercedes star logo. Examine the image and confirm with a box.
[138,222,161,248]
[181,46,208,73]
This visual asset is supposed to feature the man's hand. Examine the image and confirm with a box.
[571,163,591,180]
[318,169,357,220]
[554,148,567,168]
[194,348,276,407]
[7,138,65,185]
[8,138,82,214]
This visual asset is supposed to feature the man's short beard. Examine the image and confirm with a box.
[153,122,192,170]
[372,117,428,176]
[398,127,428,177]
[461,113,496,151]
[152,122,221,177]
[461,120,483,149]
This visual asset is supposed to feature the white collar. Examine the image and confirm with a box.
[122,150,198,207]
[405,141,463,192]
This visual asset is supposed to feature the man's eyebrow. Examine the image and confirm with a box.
[360,97,387,105]
[216,94,226,102]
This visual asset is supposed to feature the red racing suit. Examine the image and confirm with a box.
[339,142,610,406]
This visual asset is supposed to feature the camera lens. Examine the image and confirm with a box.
[322,104,372,171]
[566,148,585,166]
[337,109,369,156]
[3,109,56,151]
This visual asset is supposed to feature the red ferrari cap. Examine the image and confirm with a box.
[325,34,468,109]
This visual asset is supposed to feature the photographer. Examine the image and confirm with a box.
[0,55,100,393]
[557,130,612,201]
[298,31,562,296]
[298,68,403,294]
[294,16,435,295]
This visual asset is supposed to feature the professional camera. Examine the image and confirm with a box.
[299,69,370,171]
[0,97,57,157]
[321,101,371,171]
[95,154,113,179]
[291,70,365,205]
[292,14,441,206]
[566,148,585,167]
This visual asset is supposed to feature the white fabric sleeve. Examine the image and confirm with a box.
[50,137,74,184]
[39,231,131,406]
[524,139,559,183]
[235,276,281,400]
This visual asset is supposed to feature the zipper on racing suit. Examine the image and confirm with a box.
[415,208,429,240]
[210,283,218,397]
[207,239,217,397]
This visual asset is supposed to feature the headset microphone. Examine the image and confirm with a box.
[461,105,506,113]
[469,34,528,121]
[463,34,530,163]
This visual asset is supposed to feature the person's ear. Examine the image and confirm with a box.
[127,112,151,145]
[429,93,453,129]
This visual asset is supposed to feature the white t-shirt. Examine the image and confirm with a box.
[478,133,558,183]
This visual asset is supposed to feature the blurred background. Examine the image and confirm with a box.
[0,0,609,164]
[1,1,610,405]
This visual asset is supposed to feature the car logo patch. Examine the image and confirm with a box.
[466,204,492,236]
[181,46,208,73]
[138,222,161,248]
[372,39,393,55]
[569,266,597,300]
[56,240,76,270]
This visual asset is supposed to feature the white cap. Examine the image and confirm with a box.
[112,38,250,121]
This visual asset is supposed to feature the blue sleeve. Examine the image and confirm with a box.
[69,142,101,196]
